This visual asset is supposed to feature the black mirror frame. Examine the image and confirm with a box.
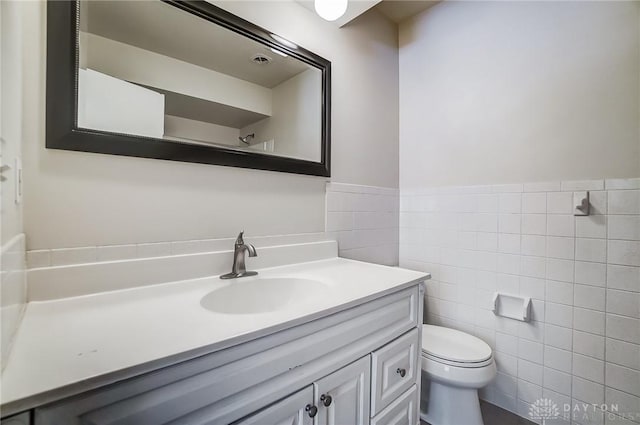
[46,0,331,177]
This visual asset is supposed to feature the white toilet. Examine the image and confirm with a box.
[420,325,496,425]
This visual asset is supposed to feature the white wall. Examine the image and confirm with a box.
[22,0,399,250]
[398,2,640,422]
[242,69,322,162]
[164,115,240,147]
[78,68,165,138]
[1,0,27,370]
[399,1,640,189]
[1,1,24,245]
[215,1,400,188]
[82,32,273,117]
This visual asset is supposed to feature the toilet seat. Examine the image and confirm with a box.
[422,351,494,368]
[421,325,493,368]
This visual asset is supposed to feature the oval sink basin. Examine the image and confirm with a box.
[201,277,329,315]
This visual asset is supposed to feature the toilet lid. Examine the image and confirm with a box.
[421,325,492,363]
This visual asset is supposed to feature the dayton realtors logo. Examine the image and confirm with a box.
[529,398,629,423]
[529,398,560,424]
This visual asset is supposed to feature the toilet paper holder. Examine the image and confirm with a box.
[491,292,532,322]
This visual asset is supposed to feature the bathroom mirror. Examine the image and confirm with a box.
[47,1,331,176]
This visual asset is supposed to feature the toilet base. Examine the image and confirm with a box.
[420,380,484,425]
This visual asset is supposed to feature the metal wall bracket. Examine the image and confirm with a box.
[574,191,589,216]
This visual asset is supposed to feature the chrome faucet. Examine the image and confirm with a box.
[220,231,258,279]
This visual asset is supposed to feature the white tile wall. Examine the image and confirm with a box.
[400,179,640,424]
[326,183,399,266]
[1,234,27,370]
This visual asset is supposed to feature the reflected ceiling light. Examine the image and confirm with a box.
[270,48,288,57]
[270,34,298,50]
[314,0,347,21]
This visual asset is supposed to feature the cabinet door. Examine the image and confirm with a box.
[314,356,370,425]
[234,386,314,425]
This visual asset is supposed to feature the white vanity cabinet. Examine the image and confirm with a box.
[28,284,423,425]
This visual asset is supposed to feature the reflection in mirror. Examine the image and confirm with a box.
[77,1,323,162]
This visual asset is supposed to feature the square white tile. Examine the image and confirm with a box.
[575,261,606,287]
[576,215,607,239]
[573,308,605,336]
[572,376,604,405]
[547,237,575,260]
[608,240,640,267]
[606,314,640,344]
[605,363,640,396]
[607,265,640,292]
[519,338,543,364]
[544,323,572,351]
[499,214,521,234]
[546,258,574,283]
[574,284,605,311]
[547,192,574,214]
[523,193,546,214]
[546,280,574,305]
[606,289,640,319]
[561,180,604,191]
[543,367,572,396]
[575,238,607,263]
[605,338,640,370]
[522,214,547,235]
[608,190,640,215]
[544,345,572,372]
[608,215,640,241]
[521,256,546,279]
[499,193,522,214]
[573,330,605,360]
[547,215,575,237]
[546,302,573,328]
[498,233,521,254]
[605,178,640,190]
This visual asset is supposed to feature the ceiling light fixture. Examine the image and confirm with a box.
[314,0,347,21]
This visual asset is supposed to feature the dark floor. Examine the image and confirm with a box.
[421,401,536,425]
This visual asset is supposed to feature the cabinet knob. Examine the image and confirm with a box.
[305,404,318,418]
[396,367,406,377]
[320,394,333,407]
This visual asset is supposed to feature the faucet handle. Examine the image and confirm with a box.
[235,231,245,246]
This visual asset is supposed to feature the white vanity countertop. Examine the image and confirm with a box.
[1,257,428,414]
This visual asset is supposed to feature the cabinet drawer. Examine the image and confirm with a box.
[370,328,419,415]
[371,385,418,425]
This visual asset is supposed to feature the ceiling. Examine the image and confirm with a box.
[81,1,312,88]
[375,0,441,24]
[294,0,382,27]
[294,0,439,27]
